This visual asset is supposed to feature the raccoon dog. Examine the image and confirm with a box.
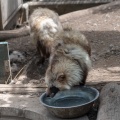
[45,29,92,96]
[29,8,63,63]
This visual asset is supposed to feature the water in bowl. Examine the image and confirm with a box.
[52,96,90,107]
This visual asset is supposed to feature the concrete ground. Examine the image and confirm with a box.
[0,93,89,120]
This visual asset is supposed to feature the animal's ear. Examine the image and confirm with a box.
[57,73,65,82]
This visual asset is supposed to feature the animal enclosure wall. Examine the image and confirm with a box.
[0,0,23,30]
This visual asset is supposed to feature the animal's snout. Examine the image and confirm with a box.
[46,86,59,97]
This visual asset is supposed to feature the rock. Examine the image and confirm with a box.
[97,83,120,120]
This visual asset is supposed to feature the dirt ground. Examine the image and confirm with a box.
[8,2,120,84]
[60,2,120,85]
[6,2,120,120]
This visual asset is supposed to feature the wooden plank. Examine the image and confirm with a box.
[25,0,115,5]
[87,81,120,91]
[0,80,120,94]
[0,87,46,94]
[0,80,120,88]
[0,84,46,88]
[87,81,120,86]
[0,26,30,41]
[0,83,46,94]
[24,0,115,18]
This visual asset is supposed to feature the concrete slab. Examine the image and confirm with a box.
[0,94,89,120]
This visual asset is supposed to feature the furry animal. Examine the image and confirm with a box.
[45,29,92,95]
[10,63,18,73]
[29,7,63,63]
[9,51,25,63]
[9,50,25,74]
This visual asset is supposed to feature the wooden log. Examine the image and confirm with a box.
[0,26,30,41]
[0,87,45,94]
[86,81,120,91]
[0,84,46,88]
[0,84,46,94]
[97,83,120,120]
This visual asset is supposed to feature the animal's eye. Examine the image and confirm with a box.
[57,74,65,82]
[59,75,65,79]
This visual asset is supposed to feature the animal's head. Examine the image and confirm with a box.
[9,51,25,63]
[45,53,84,96]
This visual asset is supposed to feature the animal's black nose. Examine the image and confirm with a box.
[50,86,59,94]
[46,86,59,97]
